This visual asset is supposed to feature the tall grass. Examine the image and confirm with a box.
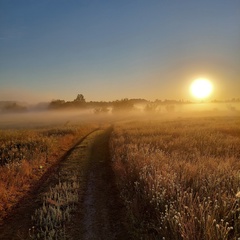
[0,124,96,222]
[110,117,240,239]
[29,175,79,239]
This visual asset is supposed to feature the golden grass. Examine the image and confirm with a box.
[0,124,96,222]
[110,116,240,239]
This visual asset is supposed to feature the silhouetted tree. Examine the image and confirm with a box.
[2,102,27,112]
[74,94,85,103]
[94,107,110,114]
[112,98,134,112]
[144,103,160,113]
[49,99,65,109]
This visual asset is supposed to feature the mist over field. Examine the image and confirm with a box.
[0,101,239,129]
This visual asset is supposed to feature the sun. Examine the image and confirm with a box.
[190,78,213,99]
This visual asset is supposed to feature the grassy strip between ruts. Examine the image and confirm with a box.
[29,175,80,239]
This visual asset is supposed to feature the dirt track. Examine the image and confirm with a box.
[0,128,130,240]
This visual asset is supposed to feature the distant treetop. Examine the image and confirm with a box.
[74,94,86,103]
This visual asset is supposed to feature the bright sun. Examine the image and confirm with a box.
[190,78,213,99]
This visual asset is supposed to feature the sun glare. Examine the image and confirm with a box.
[190,78,213,99]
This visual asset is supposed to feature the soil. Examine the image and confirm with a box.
[0,128,131,240]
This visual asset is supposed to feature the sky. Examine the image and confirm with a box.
[0,0,239,103]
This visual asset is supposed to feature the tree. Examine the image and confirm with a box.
[49,99,65,109]
[112,98,134,113]
[94,106,110,114]
[144,103,160,113]
[2,102,27,112]
[74,94,85,103]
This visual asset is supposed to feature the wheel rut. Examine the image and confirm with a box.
[79,128,128,240]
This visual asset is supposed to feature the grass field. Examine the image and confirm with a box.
[0,123,96,222]
[0,112,239,239]
[110,116,240,239]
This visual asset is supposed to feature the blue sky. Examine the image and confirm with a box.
[0,0,239,102]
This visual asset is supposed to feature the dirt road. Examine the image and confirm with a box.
[68,128,129,240]
[0,128,130,239]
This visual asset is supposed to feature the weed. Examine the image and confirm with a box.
[29,176,79,239]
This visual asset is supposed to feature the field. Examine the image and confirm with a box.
[0,123,97,223]
[0,115,128,239]
[0,112,239,239]
[110,116,240,239]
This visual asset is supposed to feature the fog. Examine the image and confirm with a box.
[0,110,95,129]
[0,102,239,129]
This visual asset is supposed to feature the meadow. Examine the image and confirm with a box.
[110,116,240,239]
[0,123,96,222]
[0,109,240,239]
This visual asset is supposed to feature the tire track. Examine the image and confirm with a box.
[68,128,130,240]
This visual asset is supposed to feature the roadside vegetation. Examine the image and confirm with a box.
[0,124,96,222]
[30,175,79,239]
[110,116,240,239]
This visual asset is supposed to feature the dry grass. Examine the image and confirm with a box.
[110,116,240,239]
[30,175,80,239]
[0,124,96,222]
